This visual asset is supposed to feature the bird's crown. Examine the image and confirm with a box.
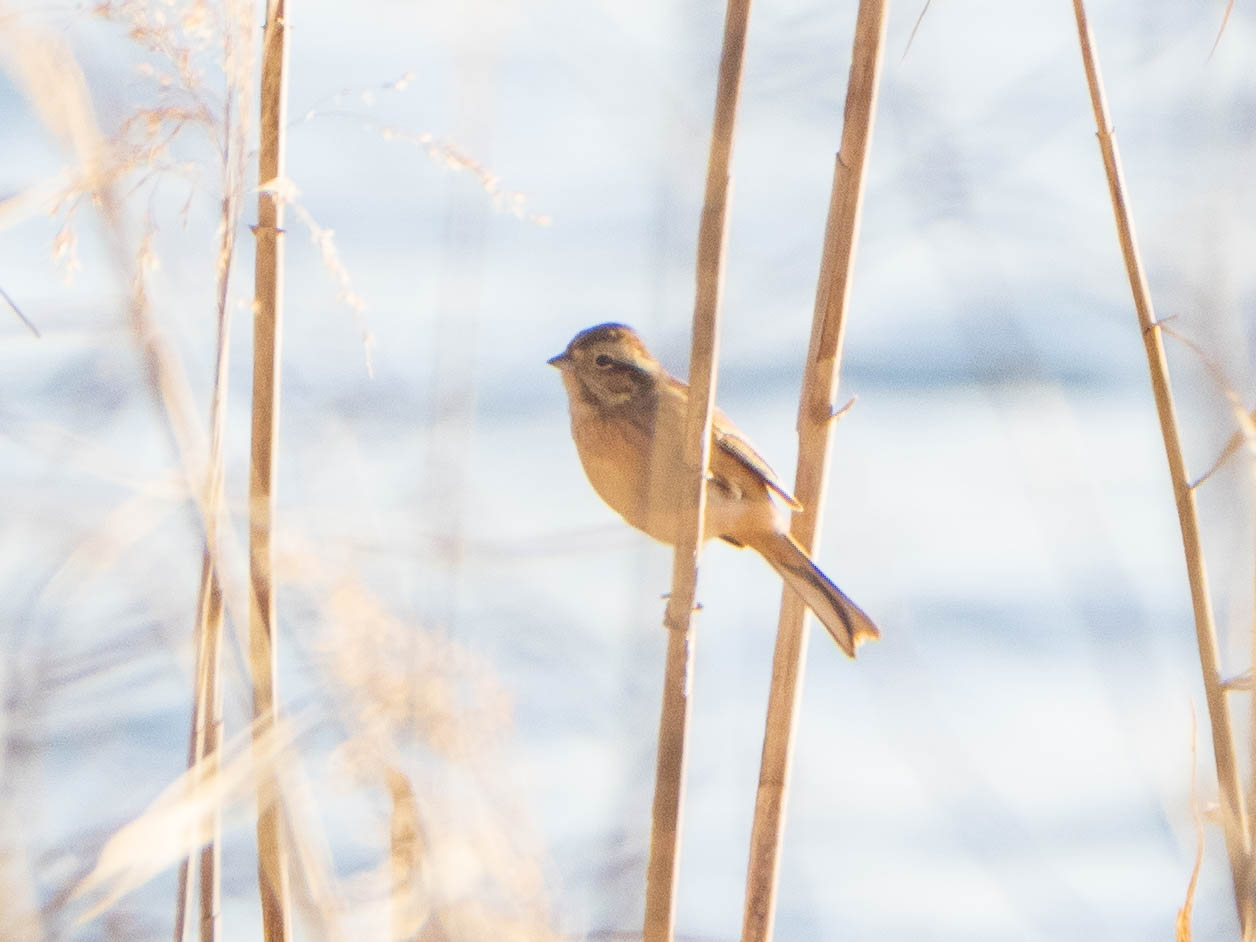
[567,323,647,356]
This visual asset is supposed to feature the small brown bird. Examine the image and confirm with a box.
[549,323,879,657]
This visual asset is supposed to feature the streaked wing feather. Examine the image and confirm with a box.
[713,417,802,510]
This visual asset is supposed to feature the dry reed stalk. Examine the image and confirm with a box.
[196,566,225,942]
[0,6,263,633]
[901,0,931,61]
[70,717,302,923]
[1177,707,1206,942]
[2,1,265,793]
[1,284,39,337]
[1210,0,1236,59]
[314,572,554,939]
[642,1,752,939]
[191,213,232,942]
[172,177,236,942]
[3,16,322,938]
[249,0,293,939]
[1238,403,1256,892]
[172,648,201,941]
[386,765,423,941]
[739,4,887,940]
[172,557,224,942]
[272,765,348,941]
[1071,0,1253,932]
[1,13,211,482]
[172,9,251,937]
[3,3,254,677]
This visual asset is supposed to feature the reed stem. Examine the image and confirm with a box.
[171,28,248,933]
[1071,0,1252,931]
[739,4,888,940]
[249,1,292,939]
[643,1,752,938]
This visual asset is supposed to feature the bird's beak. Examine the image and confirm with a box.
[547,351,571,370]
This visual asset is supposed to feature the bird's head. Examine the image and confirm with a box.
[548,323,661,407]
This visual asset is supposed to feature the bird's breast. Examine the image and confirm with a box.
[566,398,782,547]
[568,403,661,534]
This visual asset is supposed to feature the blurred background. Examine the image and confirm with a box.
[2,0,1255,939]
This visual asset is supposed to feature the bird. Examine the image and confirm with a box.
[548,322,879,657]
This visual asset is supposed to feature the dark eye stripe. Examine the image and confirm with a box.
[592,354,647,380]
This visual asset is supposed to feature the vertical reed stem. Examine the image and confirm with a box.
[172,53,245,939]
[1071,1,1252,932]
[250,1,292,939]
[386,766,422,941]
[739,4,887,940]
[1240,407,1256,929]
[172,597,204,942]
[195,558,225,942]
[643,1,752,939]
[172,553,225,942]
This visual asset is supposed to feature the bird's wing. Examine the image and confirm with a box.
[713,415,803,510]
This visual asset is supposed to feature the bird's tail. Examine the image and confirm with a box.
[749,531,879,658]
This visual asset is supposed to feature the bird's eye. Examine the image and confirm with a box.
[595,354,613,367]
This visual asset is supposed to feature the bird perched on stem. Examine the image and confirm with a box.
[548,323,879,657]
